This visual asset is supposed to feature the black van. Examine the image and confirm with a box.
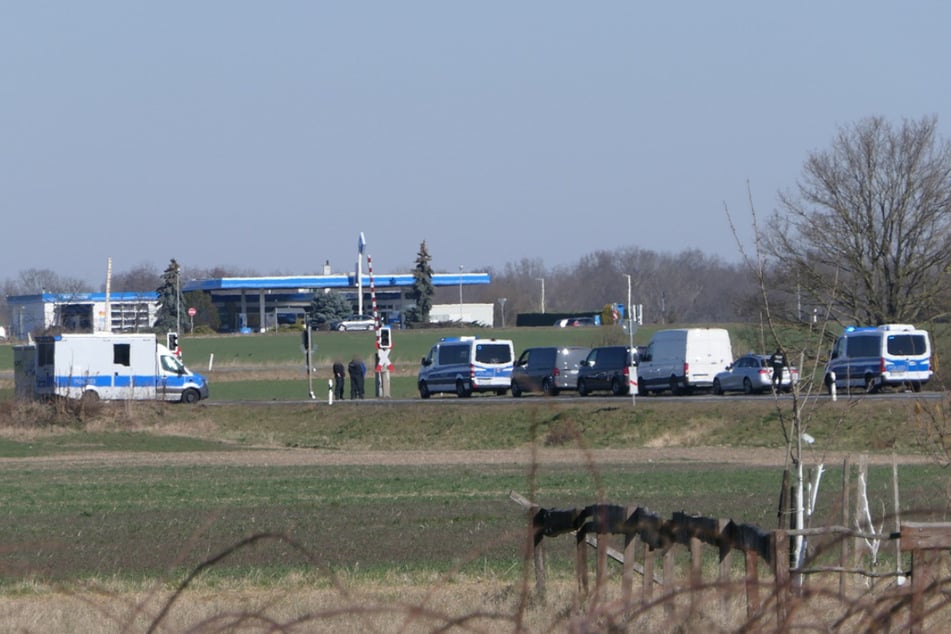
[511,346,591,397]
[577,346,637,396]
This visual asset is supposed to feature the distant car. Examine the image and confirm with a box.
[577,345,637,396]
[554,316,598,327]
[511,346,591,397]
[712,354,798,395]
[331,314,377,332]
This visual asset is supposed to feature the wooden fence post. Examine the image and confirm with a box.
[773,529,789,624]
[663,547,675,616]
[745,549,760,618]
[643,541,655,605]
[622,505,638,609]
[840,455,850,598]
[901,521,951,633]
[718,517,733,615]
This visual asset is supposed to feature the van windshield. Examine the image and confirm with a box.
[475,343,511,364]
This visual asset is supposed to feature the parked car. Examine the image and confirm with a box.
[577,346,637,396]
[554,316,598,327]
[331,314,377,332]
[511,346,591,397]
[712,353,798,395]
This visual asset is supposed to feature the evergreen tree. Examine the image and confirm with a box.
[154,259,184,333]
[408,241,434,324]
[309,290,354,326]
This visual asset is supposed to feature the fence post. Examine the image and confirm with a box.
[663,547,676,616]
[643,541,655,605]
[595,531,608,607]
[718,518,733,615]
[901,521,951,633]
[745,549,760,619]
[576,532,589,598]
[839,455,851,598]
[772,529,789,624]
[622,505,637,609]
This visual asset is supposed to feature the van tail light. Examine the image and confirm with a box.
[622,366,630,377]
[880,358,886,374]
[553,367,561,377]
[683,362,689,376]
[469,364,476,385]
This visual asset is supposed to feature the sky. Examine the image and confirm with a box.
[3,1,951,287]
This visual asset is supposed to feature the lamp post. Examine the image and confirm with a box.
[499,297,507,329]
[624,273,635,403]
[535,277,545,313]
[458,265,464,322]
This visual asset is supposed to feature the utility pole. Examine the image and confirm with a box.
[535,277,545,313]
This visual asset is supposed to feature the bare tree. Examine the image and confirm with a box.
[767,115,951,325]
[107,263,161,293]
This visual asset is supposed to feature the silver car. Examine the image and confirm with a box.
[332,314,377,332]
[712,354,798,394]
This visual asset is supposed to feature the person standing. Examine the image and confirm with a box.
[769,347,787,390]
[348,355,366,399]
[332,359,346,400]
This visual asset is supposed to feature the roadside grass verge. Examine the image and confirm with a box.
[0,396,946,455]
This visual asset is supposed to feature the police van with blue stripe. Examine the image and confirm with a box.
[824,324,932,394]
[418,336,514,398]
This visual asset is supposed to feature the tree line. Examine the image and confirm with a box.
[4,115,951,332]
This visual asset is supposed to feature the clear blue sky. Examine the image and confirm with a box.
[3,1,949,286]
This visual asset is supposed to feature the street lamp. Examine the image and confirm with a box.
[623,273,635,403]
[535,277,545,313]
[458,265,464,322]
[498,297,507,329]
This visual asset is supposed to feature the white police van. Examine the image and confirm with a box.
[824,324,932,394]
[418,336,514,398]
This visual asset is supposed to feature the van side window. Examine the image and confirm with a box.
[846,336,879,358]
[113,343,131,366]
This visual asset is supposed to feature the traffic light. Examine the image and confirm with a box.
[167,332,178,350]
[379,326,392,349]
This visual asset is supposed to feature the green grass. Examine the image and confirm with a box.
[0,457,945,585]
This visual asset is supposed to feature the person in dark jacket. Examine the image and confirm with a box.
[332,359,346,400]
[348,355,366,399]
[769,347,786,390]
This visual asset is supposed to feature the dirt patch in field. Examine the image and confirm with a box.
[0,445,933,471]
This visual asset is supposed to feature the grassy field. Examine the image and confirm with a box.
[1,325,950,631]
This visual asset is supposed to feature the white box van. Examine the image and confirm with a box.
[636,328,732,395]
[824,324,932,393]
[418,336,514,398]
[29,333,209,403]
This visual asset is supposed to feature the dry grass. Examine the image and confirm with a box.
[2,568,950,633]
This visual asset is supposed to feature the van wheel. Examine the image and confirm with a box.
[456,380,472,398]
[611,378,624,396]
[638,381,648,397]
[578,379,589,396]
[669,376,683,396]
[181,388,200,404]
[511,381,522,397]
[864,375,880,394]
[712,378,723,395]
[542,379,558,396]
[81,390,100,406]
[418,382,431,399]
[910,381,922,393]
